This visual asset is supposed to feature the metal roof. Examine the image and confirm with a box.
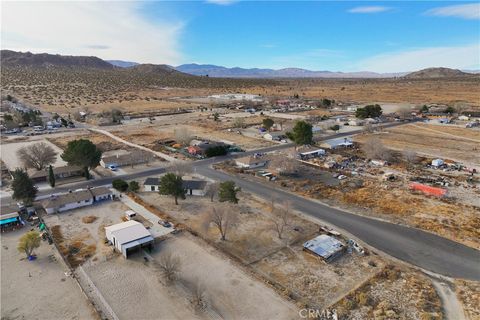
[105,220,152,245]
[303,234,344,259]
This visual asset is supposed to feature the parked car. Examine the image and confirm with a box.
[108,164,118,171]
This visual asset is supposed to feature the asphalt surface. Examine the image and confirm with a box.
[4,119,479,280]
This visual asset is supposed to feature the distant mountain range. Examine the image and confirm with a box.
[174,64,408,78]
[2,51,478,80]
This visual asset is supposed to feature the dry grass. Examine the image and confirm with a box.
[301,179,480,249]
[333,265,442,320]
[49,224,97,268]
[455,280,480,320]
[82,216,98,224]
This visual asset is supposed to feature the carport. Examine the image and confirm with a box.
[105,220,154,258]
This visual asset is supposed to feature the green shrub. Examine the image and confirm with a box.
[112,179,128,192]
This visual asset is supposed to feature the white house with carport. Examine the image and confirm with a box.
[105,220,154,258]
[144,177,208,196]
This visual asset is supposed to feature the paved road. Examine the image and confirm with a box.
[197,167,480,280]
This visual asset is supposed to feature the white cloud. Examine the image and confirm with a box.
[425,3,480,20]
[348,6,391,14]
[205,0,238,5]
[356,43,480,73]
[1,2,184,64]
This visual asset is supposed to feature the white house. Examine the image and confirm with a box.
[89,187,113,202]
[235,156,268,169]
[105,220,154,258]
[320,138,354,149]
[144,177,208,196]
[41,187,112,214]
[42,190,94,214]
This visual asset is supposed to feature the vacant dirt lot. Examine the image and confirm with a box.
[0,229,96,320]
[0,139,67,170]
[356,123,480,167]
[47,131,132,152]
[83,253,202,320]
[152,233,299,319]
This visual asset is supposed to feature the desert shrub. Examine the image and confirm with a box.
[341,297,357,310]
[356,292,371,306]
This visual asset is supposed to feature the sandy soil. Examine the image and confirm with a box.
[0,139,67,171]
[152,233,299,320]
[0,229,96,320]
[83,253,202,320]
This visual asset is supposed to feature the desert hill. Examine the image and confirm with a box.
[404,67,471,79]
[0,50,114,69]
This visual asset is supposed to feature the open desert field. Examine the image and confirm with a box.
[355,123,480,167]
[2,62,479,115]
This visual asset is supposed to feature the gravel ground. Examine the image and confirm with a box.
[0,229,96,320]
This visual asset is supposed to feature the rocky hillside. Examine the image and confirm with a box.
[404,67,471,79]
[1,50,114,69]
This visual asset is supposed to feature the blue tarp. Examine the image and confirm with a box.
[0,217,19,225]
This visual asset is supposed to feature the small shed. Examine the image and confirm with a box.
[431,159,444,167]
[303,234,345,262]
[105,220,154,258]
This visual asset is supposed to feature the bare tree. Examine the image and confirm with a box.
[205,206,237,241]
[270,149,298,176]
[205,182,220,202]
[191,278,207,310]
[174,127,193,145]
[156,251,181,284]
[403,149,417,168]
[169,161,193,177]
[17,142,57,171]
[363,123,375,134]
[270,201,291,239]
[362,137,391,161]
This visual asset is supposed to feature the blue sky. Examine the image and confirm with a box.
[2,1,479,72]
